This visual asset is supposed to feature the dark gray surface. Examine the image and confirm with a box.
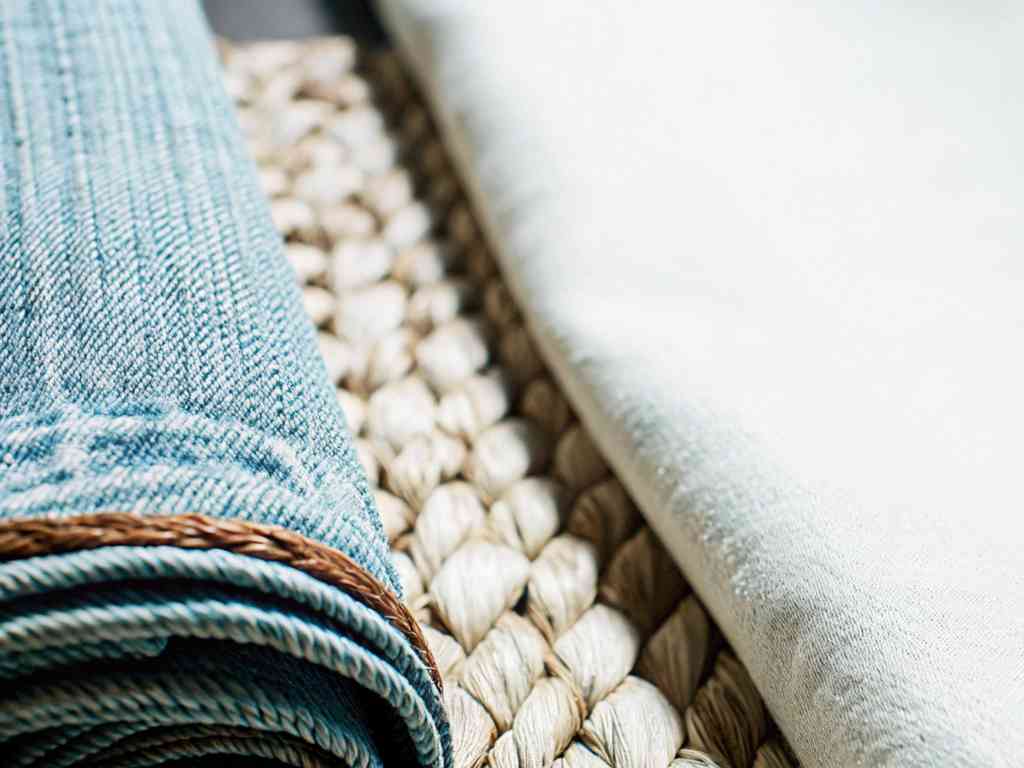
[202,0,387,44]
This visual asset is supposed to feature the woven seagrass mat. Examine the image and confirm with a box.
[220,37,798,768]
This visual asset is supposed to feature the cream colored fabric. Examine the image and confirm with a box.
[377,2,1024,766]
[238,36,789,767]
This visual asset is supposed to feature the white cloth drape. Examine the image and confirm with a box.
[376,2,1024,765]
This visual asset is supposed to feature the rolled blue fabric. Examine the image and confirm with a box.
[0,1,448,766]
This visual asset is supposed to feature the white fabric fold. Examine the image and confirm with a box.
[376,2,1024,765]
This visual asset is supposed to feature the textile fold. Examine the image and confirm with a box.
[0,2,448,766]
[376,1,1024,766]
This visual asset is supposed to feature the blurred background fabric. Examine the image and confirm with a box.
[203,0,387,44]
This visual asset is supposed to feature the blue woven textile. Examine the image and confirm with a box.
[0,1,448,765]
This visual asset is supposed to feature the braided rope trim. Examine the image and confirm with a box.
[0,512,441,690]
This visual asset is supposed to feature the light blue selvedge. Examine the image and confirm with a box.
[0,1,449,765]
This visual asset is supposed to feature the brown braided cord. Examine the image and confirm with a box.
[0,511,442,690]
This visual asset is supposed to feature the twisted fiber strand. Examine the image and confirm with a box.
[3,636,430,767]
[10,694,345,768]
[0,550,448,766]
[3,667,313,738]
[44,724,156,768]
[93,739,328,768]
[85,724,327,763]
[0,511,440,690]
[0,594,444,764]
[7,724,96,768]
[94,740,319,768]
[0,637,166,677]
[89,730,340,768]
[22,724,227,768]
[1,672,365,766]
[0,546,435,700]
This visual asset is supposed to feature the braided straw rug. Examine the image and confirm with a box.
[221,37,797,768]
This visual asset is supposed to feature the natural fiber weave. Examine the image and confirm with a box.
[221,37,798,768]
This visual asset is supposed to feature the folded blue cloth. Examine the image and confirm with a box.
[0,1,448,765]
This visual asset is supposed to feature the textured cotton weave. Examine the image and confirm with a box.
[0,2,447,766]
[377,1,1024,766]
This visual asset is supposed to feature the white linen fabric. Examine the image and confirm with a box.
[376,2,1024,765]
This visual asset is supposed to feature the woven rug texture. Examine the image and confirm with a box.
[223,37,798,768]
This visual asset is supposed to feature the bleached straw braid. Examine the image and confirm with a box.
[222,37,799,768]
